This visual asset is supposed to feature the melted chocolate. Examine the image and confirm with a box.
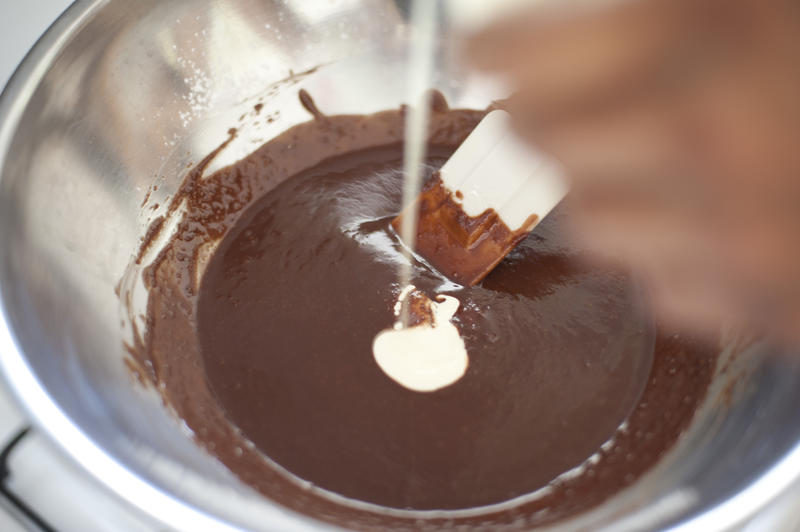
[393,173,540,286]
[199,147,654,510]
[128,93,717,530]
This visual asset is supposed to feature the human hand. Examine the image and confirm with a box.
[469,0,800,343]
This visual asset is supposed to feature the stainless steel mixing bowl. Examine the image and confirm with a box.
[2,1,800,530]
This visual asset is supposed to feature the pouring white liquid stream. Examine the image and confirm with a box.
[372,0,471,393]
[396,0,437,325]
[373,0,567,392]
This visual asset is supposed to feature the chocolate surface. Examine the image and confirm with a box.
[128,93,718,529]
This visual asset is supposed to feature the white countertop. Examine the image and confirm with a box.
[0,0,71,88]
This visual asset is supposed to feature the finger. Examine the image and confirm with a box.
[469,0,721,116]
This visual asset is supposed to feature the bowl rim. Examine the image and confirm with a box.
[0,1,286,531]
[1,1,800,531]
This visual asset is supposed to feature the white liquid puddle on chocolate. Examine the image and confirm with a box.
[373,286,468,392]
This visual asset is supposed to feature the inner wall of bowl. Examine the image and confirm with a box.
[560,337,800,532]
[3,1,800,531]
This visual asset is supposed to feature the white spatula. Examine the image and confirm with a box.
[392,110,568,285]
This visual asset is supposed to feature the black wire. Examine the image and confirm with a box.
[0,426,57,532]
